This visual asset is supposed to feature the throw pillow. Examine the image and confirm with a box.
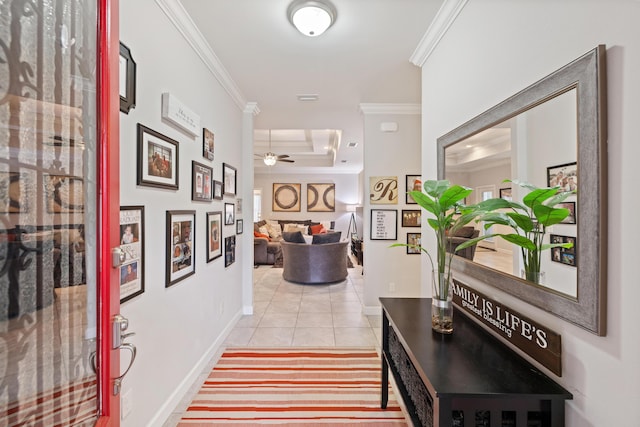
[302,234,314,244]
[283,223,308,234]
[265,222,282,239]
[258,226,270,236]
[254,230,270,241]
[312,231,342,244]
[320,220,333,231]
[310,224,326,235]
[282,231,306,243]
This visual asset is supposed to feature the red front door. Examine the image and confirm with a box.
[0,0,123,425]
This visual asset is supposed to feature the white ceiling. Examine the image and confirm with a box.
[179,0,444,174]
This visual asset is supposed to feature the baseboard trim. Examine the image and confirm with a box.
[149,308,243,427]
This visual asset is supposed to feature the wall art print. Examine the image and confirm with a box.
[369,176,398,205]
[547,161,577,191]
[166,210,195,287]
[406,233,421,254]
[223,163,237,196]
[273,183,301,212]
[401,209,421,227]
[307,183,335,212]
[120,206,144,303]
[370,209,397,240]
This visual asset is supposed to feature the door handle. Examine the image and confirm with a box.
[112,247,126,268]
[112,314,137,395]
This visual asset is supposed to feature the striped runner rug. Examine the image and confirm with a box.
[178,347,408,426]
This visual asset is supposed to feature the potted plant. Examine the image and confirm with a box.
[392,180,475,334]
[458,180,575,284]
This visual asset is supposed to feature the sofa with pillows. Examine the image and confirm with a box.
[445,226,480,260]
[253,219,335,265]
[280,230,347,284]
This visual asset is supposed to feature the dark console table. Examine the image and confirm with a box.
[380,298,572,427]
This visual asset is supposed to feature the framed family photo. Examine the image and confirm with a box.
[499,187,512,201]
[166,210,195,287]
[401,209,421,227]
[203,128,214,161]
[191,161,212,202]
[558,201,576,224]
[120,206,144,303]
[137,124,179,190]
[223,163,237,196]
[406,233,422,254]
[547,161,577,191]
[550,234,577,267]
[225,235,236,267]
[206,211,222,262]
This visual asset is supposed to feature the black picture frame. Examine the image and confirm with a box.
[120,206,145,303]
[547,161,578,191]
[406,233,421,254]
[203,128,214,161]
[166,210,195,287]
[224,203,235,225]
[401,209,421,227]
[206,211,222,262]
[137,124,179,190]
[223,163,237,196]
[236,219,243,235]
[370,209,397,240]
[499,187,512,201]
[558,201,577,224]
[550,234,577,267]
[406,175,421,204]
[225,235,236,267]
[191,161,213,202]
[119,42,136,114]
[213,180,223,200]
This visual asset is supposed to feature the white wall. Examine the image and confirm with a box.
[253,172,360,237]
[420,1,640,426]
[361,108,422,312]
[119,1,247,425]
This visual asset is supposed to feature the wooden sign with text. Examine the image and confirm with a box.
[452,279,562,376]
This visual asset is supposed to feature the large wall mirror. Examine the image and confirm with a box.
[437,45,607,335]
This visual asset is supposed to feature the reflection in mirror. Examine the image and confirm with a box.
[444,89,578,298]
[437,45,607,335]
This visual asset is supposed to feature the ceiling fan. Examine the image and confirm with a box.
[255,130,295,165]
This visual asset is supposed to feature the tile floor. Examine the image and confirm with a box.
[163,262,382,426]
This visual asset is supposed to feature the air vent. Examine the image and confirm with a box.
[347,141,358,148]
[297,94,319,102]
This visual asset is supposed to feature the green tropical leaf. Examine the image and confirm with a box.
[547,191,575,207]
[409,191,437,216]
[440,185,472,210]
[500,233,536,251]
[427,218,439,230]
[541,242,574,251]
[523,188,558,209]
[533,205,569,226]
[506,212,534,232]
[423,180,450,198]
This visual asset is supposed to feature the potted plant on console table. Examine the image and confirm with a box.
[457,180,575,284]
[392,180,476,334]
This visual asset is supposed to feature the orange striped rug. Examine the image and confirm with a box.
[178,347,408,426]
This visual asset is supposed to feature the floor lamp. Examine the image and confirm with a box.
[346,205,358,240]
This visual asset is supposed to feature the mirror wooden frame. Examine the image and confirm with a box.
[437,45,607,335]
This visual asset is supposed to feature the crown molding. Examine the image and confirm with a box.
[244,102,260,116]
[409,0,468,67]
[359,103,421,115]
[155,0,248,111]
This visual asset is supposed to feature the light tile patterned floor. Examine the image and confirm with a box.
[163,263,381,426]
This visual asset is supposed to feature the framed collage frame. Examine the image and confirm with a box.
[191,161,212,202]
[120,206,145,303]
[166,210,195,287]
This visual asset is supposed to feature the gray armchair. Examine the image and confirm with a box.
[280,240,348,284]
[446,226,480,260]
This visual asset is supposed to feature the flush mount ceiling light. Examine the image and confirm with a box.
[287,0,337,37]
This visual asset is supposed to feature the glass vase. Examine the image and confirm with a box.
[522,270,545,285]
[432,272,453,334]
